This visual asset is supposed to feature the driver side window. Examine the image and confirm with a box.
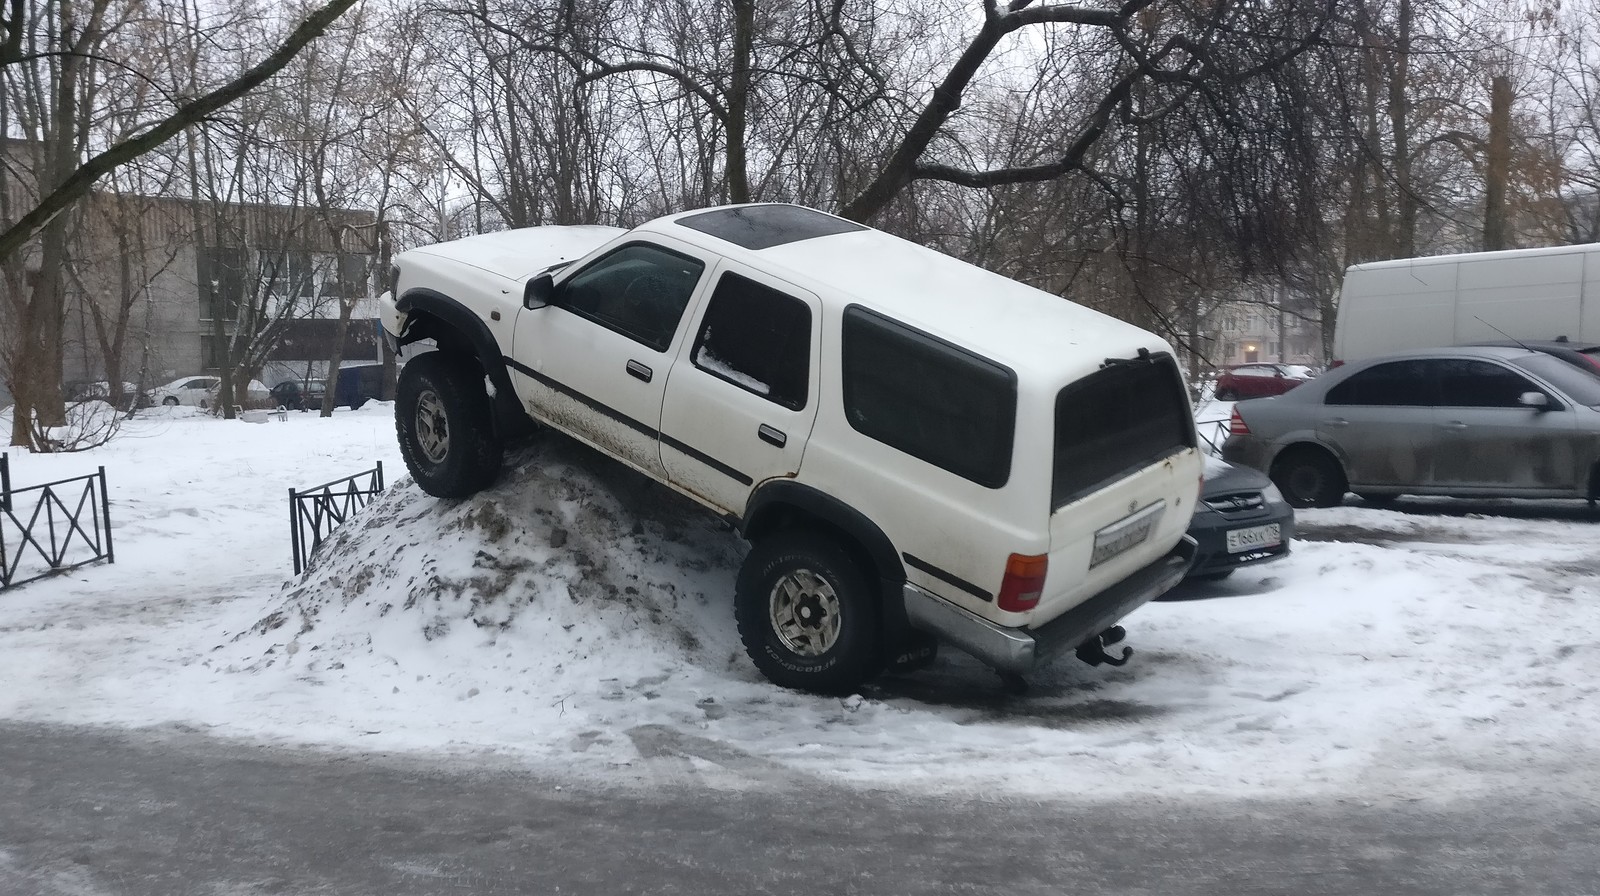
[558,243,705,352]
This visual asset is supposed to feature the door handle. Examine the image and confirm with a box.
[758,424,787,448]
[1439,421,1468,430]
[1321,418,1349,428]
[626,360,652,383]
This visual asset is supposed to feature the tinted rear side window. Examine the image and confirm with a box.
[1054,354,1194,509]
[691,272,811,410]
[1325,360,1439,406]
[841,306,1016,488]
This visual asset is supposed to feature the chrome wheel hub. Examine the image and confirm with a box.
[415,389,450,464]
[769,569,842,657]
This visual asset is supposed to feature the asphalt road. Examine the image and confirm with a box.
[1,721,1596,895]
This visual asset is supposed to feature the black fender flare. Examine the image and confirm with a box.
[741,480,914,648]
[395,288,528,437]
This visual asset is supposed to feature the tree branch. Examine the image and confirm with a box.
[0,0,361,262]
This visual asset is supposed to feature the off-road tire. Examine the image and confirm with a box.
[396,352,503,498]
[735,531,883,695]
[1271,447,1347,509]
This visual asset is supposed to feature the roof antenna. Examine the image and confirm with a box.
[1474,316,1533,353]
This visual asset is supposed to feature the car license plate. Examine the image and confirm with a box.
[1090,501,1166,569]
[1226,523,1281,554]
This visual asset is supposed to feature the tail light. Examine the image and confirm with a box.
[997,553,1048,613]
[1329,359,1345,369]
[1228,407,1250,435]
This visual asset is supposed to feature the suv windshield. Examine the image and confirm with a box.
[1053,353,1194,509]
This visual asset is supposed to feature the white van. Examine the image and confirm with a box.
[1334,243,1600,363]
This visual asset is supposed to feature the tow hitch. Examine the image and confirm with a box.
[1074,625,1131,667]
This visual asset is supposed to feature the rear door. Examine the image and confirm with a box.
[658,263,821,514]
[1318,359,1440,488]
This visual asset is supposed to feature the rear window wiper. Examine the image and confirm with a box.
[1101,348,1154,368]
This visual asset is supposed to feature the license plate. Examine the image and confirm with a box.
[1090,501,1165,569]
[1226,523,1281,554]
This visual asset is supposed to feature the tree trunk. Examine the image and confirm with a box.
[725,0,754,204]
[1483,74,1512,252]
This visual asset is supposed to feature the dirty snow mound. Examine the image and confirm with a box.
[223,436,748,687]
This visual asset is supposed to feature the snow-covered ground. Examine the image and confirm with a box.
[1,402,1597,803]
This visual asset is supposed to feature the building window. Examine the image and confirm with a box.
[198,246,245,321]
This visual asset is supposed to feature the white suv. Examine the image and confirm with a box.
[381,204,1202,693]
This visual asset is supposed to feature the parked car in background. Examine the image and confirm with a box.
[65,381,152,411]
[151,375,270,409]
[269,379,327,411]
[1223,345,1600,508]
[1181,456,1295,581]
[1213,363,1315,400]
[271,366,384,410]
[151,376,220,407]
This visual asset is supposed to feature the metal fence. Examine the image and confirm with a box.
[290,461,385,575]
[1196,419,1230,457]
[1,453,115,591]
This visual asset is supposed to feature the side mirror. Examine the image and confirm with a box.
[524,272,554,309]
[1518,391,1550,410]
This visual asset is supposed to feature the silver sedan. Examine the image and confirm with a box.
[1222,345,1600,507]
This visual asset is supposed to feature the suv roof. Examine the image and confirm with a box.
[641,204,1163,383]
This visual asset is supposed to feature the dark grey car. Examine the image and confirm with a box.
[1182,456,1295,580]
[1222,345,1600,508]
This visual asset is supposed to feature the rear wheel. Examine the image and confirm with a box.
[396,352,503,498]
[734,531,882,695]
[1271,447,1347,509]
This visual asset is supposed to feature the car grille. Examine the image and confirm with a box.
[1203,492,1266,515]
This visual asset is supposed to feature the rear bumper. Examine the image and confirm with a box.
[903,535,1198,674]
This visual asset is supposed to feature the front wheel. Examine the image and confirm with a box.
[396,352,503,498]
[734,532,882,695]
[1271,447,1347,509]
[162,396,178,407]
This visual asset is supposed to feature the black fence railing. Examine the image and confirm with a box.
[1,452,115,591]
[290,462,385,575]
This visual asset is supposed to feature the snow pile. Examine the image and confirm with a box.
[222,437,747,694]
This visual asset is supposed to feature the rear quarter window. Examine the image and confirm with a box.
[841,306,1016,488]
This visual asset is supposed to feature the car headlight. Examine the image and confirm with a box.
[1261,480,1285,504]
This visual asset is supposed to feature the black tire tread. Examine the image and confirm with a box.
[395,352,503,498]
[734,530,883,695]
[1271,446,1346,509]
